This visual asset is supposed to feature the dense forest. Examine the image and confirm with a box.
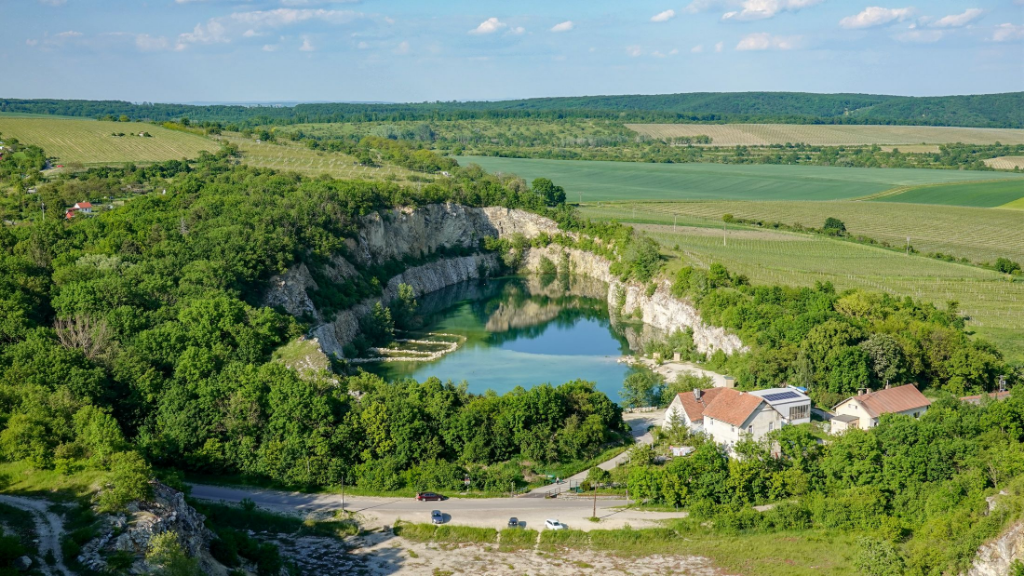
[2,91,1022,128]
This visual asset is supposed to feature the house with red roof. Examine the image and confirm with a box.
[831,384,931,433]
[703,388,786,449]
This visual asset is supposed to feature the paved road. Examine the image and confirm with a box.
[190,481,688,532]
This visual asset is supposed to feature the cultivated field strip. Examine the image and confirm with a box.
[582,203,1024,360]
[0,117,215,164]
[625,123,1024,147]
[217,135,419,182]
[984,156,1024,170]
[615,200,1024,264]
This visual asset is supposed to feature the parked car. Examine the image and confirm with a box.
[507,517,520,528]
[545,519,567,531]
[431,510,444,525]
[416,492,446,502]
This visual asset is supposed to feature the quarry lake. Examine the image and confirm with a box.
[366,276,638,403]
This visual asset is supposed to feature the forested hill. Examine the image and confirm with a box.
[2,91,1022,128]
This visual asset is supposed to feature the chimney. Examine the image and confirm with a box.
[693,388,701,401]
[857,387,868,396]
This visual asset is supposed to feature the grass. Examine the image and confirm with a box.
[272,337,330,375]
[0,461,107,499]
[457,155,1024,203]
[875,179,1024,207]
[195,500,358,538]
[393,522,497,545]
[216,133,420,182]
[620,200,1024,265]
[498,528,539,551]
[0,502,40,556]
[0,117,216,165]
[624,123,1024,146]
[582,204,1024,361]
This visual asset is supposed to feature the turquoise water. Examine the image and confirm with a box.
[368,277,635,403]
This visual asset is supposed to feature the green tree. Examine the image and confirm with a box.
[531,178,566,206]
[620,368,663,408]
[995,257,1021,274]
[855,537,905,576]
[822,217,847,236]
[390,283,418,330]
[146,532,202,576]
[98,451,153,513]
[859,334,906,385]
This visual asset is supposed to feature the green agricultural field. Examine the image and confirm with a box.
[0,117,215,165]
[215,134,420,182]
[615,200,1024,265]
[875,179,1024,207]
[582,204,1024,361]
[458,156,1024,202]
[625,123,1024,147]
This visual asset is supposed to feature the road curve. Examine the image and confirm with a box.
[0,494,70,576]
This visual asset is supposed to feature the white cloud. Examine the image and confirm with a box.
[299,36,314,51]
[625,44,643,56]
[691,44,704,52]
[670,48,679,54]
[469,17,506,35]
[991,22,1024,42]
[839,7,914,29]
[736,32,802,50]
[263,44,278,51]
[393,40,410,54]
[176,8,363,49]
[651,9,676,22]
[932,8,983,28]
[135,34,169,51]
[357,40,369,49]
[25,39,39,46]
[715,41,724,52]
[509,26,525,35]
[722,0,824,21]
[55,30,82,38]
[551,20,574,32]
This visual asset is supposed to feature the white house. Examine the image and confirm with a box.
[702,389,785,450]
[749,387,811,425]
[831,384,931,434]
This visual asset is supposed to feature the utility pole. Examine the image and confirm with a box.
[906,236,910,256]
[673,214,677,232]
[341,476,345,513]
[723,220,727,247]
[592,482,597,518]
[511,480,515,499]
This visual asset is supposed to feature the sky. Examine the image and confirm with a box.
[1,0,1022,103]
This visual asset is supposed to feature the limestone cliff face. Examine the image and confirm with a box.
[522,245,746,356]
[966,519,1024,576]
[262,203,744,358]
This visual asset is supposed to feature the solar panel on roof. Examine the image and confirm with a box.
[763,391,800,402]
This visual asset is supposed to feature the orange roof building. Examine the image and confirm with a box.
[831,384,931,433]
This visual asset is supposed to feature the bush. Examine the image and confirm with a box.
[97,451,152,513]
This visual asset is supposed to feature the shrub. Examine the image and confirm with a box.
[97,451,153,513]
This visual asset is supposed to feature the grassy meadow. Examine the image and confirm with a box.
[0,116,216,165]
[458,155,1024,203]
[581,203,1024,360]
[625,123,1024,147]
[621,200,1024,264]
[875,179,1024,207]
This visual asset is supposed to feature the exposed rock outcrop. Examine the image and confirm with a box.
[965,518,1024,576]
[78,482,217,574]
[263,203,744,359]
[522,246,746,356]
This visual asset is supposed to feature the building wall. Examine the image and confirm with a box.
[772,399,811,425]
[705,404,784,449]
[833,400,929,431]
[664,395,702,431]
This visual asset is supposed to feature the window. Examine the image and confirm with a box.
[747,426,753,434]
[769,422,774,432]
[789,404,809,421]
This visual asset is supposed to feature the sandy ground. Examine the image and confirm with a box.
[0,494,69,576]
[637,358,730,389]
[263,527,731,576]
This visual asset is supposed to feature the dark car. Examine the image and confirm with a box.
[507,517,520,528]
[431,510,444,525]
[416,492,446,502]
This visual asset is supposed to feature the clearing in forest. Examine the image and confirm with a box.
[0,116,215,165]
[459,155,1024,202]
[625,123,1024,147]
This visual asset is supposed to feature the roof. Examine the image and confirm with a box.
[703,389,766,428]
[832,414,860,424]
[840,384,931,418]
[960,391,1011,405]
[675,388,727,422]
[749,387,809,405]
[74,202,93,208]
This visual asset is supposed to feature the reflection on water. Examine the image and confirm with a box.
[366,276,636,403]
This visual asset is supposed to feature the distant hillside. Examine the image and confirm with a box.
[1,92,1021,128]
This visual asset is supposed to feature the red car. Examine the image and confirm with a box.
[415,492,447,502]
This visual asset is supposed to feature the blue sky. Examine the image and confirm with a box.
[2,0,1022,103]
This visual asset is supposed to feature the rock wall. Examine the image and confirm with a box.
[965,519,1024,576]
[263,203,744,358]
[522,245,746,356]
